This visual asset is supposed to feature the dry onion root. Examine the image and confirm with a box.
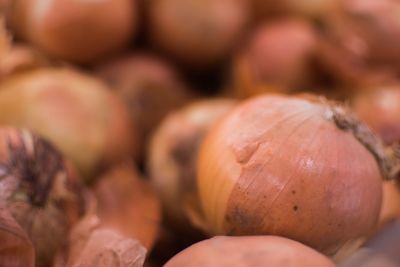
[232,19,318,98]
[197,94,397,256]
[94,163,161,251]
[164,236,335,267]
[0,68,137,181]
[148,99,236,233]
[146,0,252,68]
[9,0,138,64]
[95,53,191,158]
[0,127,84,267]
[0,206,34,267]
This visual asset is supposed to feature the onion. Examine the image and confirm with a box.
[232,19,318,97]
[378,182,400,228]
[197,94,387,256]
[9,0,138,64]
[0,206,34,267]
[94,162,161,250]
[352,86,400,145]
[0,127,84,267]
[146,0,251,68]
[148,99,236,233]
[165,236,335,267]
[0,68,137,181]
[70,229,146,267]
[95,53,191,158]
[322,0,400,71]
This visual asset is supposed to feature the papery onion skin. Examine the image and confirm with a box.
[9,0,137,64]
[232,20,318,97]
[70,229,146,267]
[0,206,35,267]
[197,94,383,256]
[0,68,137,181]
[95,53,191,158]
[0,127,84,267]
[94,163,161,250]
[148,99,236,233]
[147,0,251,68]
[165,235,335,267]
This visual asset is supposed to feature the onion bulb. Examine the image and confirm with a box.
[197,94,387,256]
[322,0,400,70]
[165,236,334,267]
[0,68,137,181]
[0,127,84,267]
[148,99,236,233]
[0,206,34,267]
[94,162,161,250]
[95,53,191,158]
[9,0,138,64]
[232,20,318,98]
[147,0,251,68]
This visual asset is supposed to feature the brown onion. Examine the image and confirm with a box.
[0,68,137,181]
[353,86,400,145]
[147,0,251,68]
[9,0,138,64]
[232,19,318,97]
[70,229,146,267]
[148,99,236,233]
[378,182,400,228]
[95,53,191,158]
[197,94,386,256]
[94,163,161,250]
[0,206,34,267]
[322,0,400,71]
[0,127,84,267]
[165,236,335,267]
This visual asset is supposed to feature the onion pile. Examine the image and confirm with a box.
[95,53,191,158]
[9,0,138,64]
[147,0,251,68]
[232,19,318,97]
[0,68,137,181]
[197,94,386,256]
[0,127,83,267]
[165,236,335,267]
[148,99,236,232]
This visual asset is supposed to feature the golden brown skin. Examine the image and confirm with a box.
[95,53,191,158]
[165,236,335,267]
[0,68,137,181]
[148,99,236,233]
[0,127,83,267]
[198,94,383,256]
[0,206,34,267]
[147,0,251,68]
[10,0,137,64]
[94,163,161,250]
